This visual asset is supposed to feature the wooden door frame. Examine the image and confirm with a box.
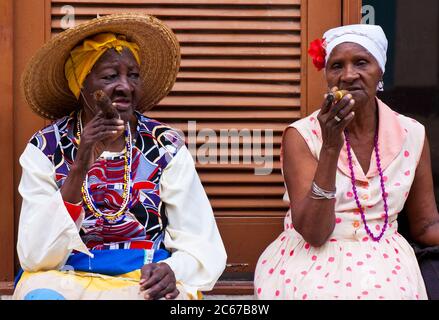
[0,0,16,286]
[0,0,48,293]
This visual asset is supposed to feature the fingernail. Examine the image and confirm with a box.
[144,294,150,300]
[111,130,117,134]
[117,120,124,125]
[346,94,353,99]
[350,99,355,105]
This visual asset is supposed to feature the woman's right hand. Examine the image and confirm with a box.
[74,111,125,172]
[317,86,356,153]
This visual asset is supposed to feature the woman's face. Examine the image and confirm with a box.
[325,42,382,107]
[81,48,142,122]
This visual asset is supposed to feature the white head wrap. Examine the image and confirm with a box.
[323,24,388,75]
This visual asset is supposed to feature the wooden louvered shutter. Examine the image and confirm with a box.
[51,0,300,281]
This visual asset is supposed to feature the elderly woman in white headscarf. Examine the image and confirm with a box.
[254,24,439,300]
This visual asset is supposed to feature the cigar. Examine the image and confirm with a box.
[328,90,349,102]
[93,90,119,119]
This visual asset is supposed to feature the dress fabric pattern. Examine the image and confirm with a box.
[29,111,184,251]
[254,99,428,300]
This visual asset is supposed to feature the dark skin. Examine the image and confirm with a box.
[283,42,439,247]
[60,48,179,300]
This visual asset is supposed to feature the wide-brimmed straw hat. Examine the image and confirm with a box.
[22,13,180,120]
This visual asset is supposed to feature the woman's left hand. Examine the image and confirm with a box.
[139,263,179,300]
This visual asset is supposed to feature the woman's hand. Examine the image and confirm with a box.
[60,111,125,203]
[139,263,179,300]
[317,87,356,153]
[74,111,125,172]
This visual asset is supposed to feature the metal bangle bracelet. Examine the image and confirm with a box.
[311,181,336,199]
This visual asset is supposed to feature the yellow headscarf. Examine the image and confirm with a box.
[64,33,140,99]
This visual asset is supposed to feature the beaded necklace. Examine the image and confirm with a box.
[76,110,133,224]
[344,129,389,242]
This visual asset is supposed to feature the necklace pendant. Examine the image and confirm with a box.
[106,214,125,225]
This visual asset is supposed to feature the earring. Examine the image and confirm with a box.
[378,79,384,91]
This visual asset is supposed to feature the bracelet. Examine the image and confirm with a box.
[64,199,83,206]
[310,181,336,200]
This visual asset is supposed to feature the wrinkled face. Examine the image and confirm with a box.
[81,48,142,122]
[325,42,382,107]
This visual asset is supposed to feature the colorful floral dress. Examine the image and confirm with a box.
[254,99,428,300]
[14,111,226,300]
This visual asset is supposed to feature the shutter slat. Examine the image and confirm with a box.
[52,0,300,5]
[191,137,282,145]
[180,59,300,70]
[160,122,289,131]
[52,19,300,31]
[174,33,300,45]
[172,82,299,94]
[52,30,300,44]
[181,47,300,57]
[160,96,299,107]
[190,148,281,158]
[205,186,285,196]
[211,199,287,208]
[215,210,286,217]
[196,162,281,170]
[177,71,299,82]
[199,172,284,183]
[148,110,299,119]
[52,7,300,18]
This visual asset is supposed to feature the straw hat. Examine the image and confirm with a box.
[21,13,181,120]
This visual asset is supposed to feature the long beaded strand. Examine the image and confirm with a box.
[344,129,389,242]
[77,110,133,224]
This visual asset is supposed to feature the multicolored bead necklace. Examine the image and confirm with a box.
[76,110,133,224]
[344,129,389,242]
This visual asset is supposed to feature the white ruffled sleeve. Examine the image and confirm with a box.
[160,145,227,292]
[17,143,92,272]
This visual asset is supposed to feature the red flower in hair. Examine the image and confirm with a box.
[308,38,327,71]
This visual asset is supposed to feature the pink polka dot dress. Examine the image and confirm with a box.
[254,99,428,300]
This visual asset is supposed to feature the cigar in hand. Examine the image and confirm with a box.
[93,90,120,119]
[327,90,349,103]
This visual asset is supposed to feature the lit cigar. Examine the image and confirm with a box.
[328,90,349,102]
[93,90,119,119]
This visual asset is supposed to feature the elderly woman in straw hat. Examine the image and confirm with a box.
[254,24,439,300]
[13,14,226,300]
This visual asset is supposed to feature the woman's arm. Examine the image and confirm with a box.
[159,146,227,294]
[283,92,355,247]
[283,128,338,247]
[17,144,91,271]
[405,137,439,246]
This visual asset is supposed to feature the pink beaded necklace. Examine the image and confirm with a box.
[344,129,389,242]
